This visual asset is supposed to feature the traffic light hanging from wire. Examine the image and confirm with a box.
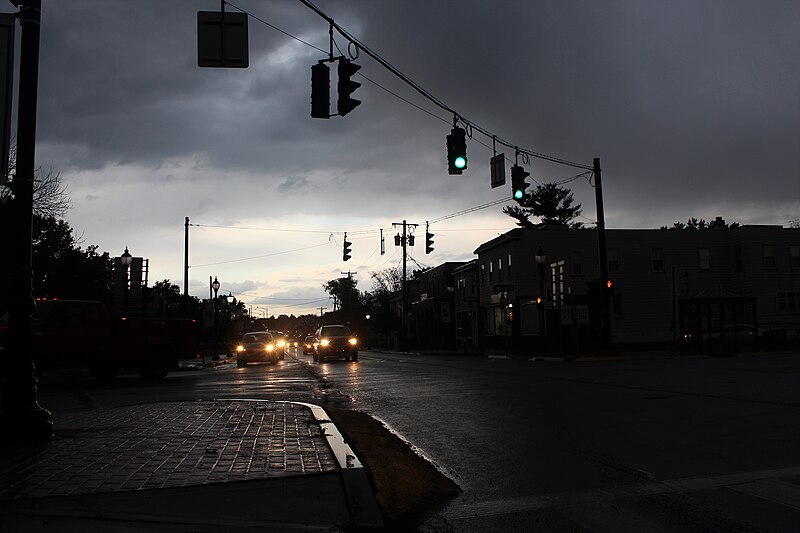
[426,231,434,254]
[337,59,361,116]
[310,62,330,119]
[511,164,530,203]
[446,126,467,175]
[343,233,352,261]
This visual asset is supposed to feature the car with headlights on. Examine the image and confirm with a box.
[236,331,281,366]
[313,324,358,363]
[303,335,316,355]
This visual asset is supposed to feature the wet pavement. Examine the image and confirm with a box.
[0,398,381,531]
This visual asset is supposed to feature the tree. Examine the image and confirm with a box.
[2,143,72,219]
[503,182,583,228]
[659,217,740,230]
[323,276,362,312]
[364,267,402,349]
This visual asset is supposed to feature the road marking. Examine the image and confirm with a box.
[730,479,800,511]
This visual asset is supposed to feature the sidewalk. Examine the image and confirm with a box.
[0,399,382,531]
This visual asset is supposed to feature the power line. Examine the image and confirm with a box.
[227,0,593,172]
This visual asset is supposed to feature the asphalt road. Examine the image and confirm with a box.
[295,349,800,532]
[35,348,800,531]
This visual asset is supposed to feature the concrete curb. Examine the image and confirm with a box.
[286,401,385,529]
[216,398,384,529]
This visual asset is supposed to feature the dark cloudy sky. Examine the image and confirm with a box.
[20,0,800,315]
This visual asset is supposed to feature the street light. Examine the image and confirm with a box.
[212,276,220,361]
[226,292,234,352]
[535,247,547,352]
[121,246,133,315]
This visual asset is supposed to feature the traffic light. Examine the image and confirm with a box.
[535,296,543,305]
[605,279,615,296]
[310,62,330,119]
[343,234,352,261]
[408,234,415,246]
[425,232,434,254]
[511,164,530,202]
[337,59,361,116]
[446,126,467,175]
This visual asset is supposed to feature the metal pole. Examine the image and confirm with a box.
[0,0,53,443]
[184,217,189,317]
[593,157,611,350]
[402,220,408,352]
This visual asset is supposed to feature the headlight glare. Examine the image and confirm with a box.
[320,339,330,347]
[348,338,357,346]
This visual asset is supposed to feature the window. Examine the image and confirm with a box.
[488,261,494,282]
[551,261,565,308]
[456,277,466,297]
[507,253,512,276]
[572,251,583,276]
[791,245,800,269]
[734,246,743,270]
[612,295,622,318]
[607,248,620,273]
[498,257,503,280]
[651,248,664,272]
[699,248,711,271]
[763,245,776,269]
[481,263,485,283]
[777,292,799,313]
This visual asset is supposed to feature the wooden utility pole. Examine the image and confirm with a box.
[593,157,612,350]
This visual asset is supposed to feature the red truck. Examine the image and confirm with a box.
[0,299,198,380]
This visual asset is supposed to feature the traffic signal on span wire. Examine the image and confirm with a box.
[446,126,467,175]
[337,59,361,116]
[310,62,330,119]
[511,164,530,202]
[343,234,352,261]
[425,232,434,254]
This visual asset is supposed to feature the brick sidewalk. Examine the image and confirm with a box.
[0,400,338,501]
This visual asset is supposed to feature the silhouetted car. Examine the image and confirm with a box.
[313,324,358,363]
[236,331,280,366]
[303,335,315,355]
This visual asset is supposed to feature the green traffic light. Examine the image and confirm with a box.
[514,190,523,199]
[454,156,466,169]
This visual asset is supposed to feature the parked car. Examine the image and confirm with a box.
[235,331,280,366]
[302,335,315,355]
[313,324,358,363]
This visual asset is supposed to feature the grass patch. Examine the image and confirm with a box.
[326,407,461,528]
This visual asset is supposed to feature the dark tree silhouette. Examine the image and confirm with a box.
[503,182,583,228]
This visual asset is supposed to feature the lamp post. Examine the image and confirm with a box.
[226,292,234,353]
[121,246,133,315]
[535,247,547,353]
[212,276,220,360]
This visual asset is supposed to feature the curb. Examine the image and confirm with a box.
[217,398,384,529]
[286,401,385,529]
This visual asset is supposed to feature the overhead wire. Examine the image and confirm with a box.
[228,0,594,172]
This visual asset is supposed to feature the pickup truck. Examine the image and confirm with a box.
[0,299,198,380]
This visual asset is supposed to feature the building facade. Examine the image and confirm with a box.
[472,224,800,350]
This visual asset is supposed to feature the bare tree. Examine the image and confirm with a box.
[2,143,71,218]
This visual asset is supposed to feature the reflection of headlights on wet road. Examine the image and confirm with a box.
[266,344,275,352]
[348,338,357,346]
[236,345,245,352]
[320,339,330,347]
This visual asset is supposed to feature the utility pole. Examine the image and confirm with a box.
[593,157,611,350]
[0,0,53,443]
[184,217,189,317]
[340,271,357,320]
[392,220,418,352]
[317,306,327,317]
